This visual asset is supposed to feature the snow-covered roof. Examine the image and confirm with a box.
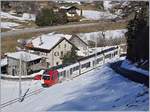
[1,58,8,67]
[7,51,41,62]
[60,6,79,10]
[29,33,72,50]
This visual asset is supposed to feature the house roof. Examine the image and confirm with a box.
[27,33,71,50]
[7,51,41,62]
[70,34,89,46]
[60,6,79,10]
[26,33,78,52]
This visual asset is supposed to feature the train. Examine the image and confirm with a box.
[34,46,119,87]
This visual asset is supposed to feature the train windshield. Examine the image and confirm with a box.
[42,76,50,80]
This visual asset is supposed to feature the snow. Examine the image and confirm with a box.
[7,51,41,62]
[78,29,127,43]
[77,10,117,20]
[1,79,42,104]
[2,62,148,111]
[1,11,35,21]
[121,59,149,76]
[103,1,113,11]
[56,0,81,4]
[22,13,36,21]
[1,22,20,29]
[28,33,72,50]
[1,11,25,21]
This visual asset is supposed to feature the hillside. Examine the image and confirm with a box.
[2,61,148,112]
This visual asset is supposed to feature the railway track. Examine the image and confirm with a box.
[0,88,44,108]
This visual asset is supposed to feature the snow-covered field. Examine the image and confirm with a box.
[1,80,42,104]
[1,11,35,21]
[1,62,148,111]
[1,22,20,29]
[77,10,117,20]
[78,29,127,43]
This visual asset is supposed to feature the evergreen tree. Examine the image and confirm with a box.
[35,8,56,26]
[62,47,78,65]
[126,2,149,62]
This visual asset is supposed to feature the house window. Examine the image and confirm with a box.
[58,45,60,48]
[64,44,66,48]
[56,62,59,65]
[61,51,63,57]
[54,52,59,56]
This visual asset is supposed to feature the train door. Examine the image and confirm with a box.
[66,70,70,79]
[52,70,58,84]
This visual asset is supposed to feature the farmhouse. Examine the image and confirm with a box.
[59,6,81,22]
[7,51,44,76]
[65,34,89,56]
[25,33,79,67]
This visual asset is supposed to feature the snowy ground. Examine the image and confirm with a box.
[1,22,20,29]
[1,80,41,104]
[77,10,117,20]
[1,11,36,32]
[1,62,148,111]
[121,59,149,76]
[78,29,127,43]
[1,11,35,21]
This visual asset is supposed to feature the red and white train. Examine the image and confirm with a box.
[34,46,119,87]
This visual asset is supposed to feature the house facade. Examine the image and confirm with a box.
[7,51,45,76]
[59,6,80,22]
[25,34,78,67]
[69,35,88,52]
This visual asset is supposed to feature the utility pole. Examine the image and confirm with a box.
[95,36,97,68]
[19,53,22,102]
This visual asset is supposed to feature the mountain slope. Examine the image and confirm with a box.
[2,62,148,112]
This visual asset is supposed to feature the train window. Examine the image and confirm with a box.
[86,62,90,68]
[76,66,79,70]
[43,76,50,80]
[97,57,102,63]
[70,68,73,74]
[81,64,84,68]
[73,67,76,71]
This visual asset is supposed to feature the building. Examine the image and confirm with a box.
[25,33,79,67]
[65,34,89,56]
[59,6,81,22]
[7,51,44,76]
[69,34,88,51]
[1,57,8,74]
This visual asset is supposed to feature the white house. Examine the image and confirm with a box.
[25,33,79,67]
[7,51,44,76]
[65,34,89,56]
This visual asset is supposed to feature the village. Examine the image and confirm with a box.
[1,1,127,78]
[0,1,149,112]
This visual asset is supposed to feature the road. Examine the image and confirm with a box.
[1,22,100,37]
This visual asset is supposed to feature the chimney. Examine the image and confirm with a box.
[39,36,43,45]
